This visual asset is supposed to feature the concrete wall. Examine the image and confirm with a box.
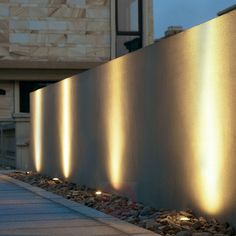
[30,11,236,226]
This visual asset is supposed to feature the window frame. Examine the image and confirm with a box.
[115,0,143,49]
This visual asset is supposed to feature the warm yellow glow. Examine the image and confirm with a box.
[95,191,102,195]
[52,177,60,181]
[34,89,42,172]
[179,216,190,221]
[61,79,72,178]
[195,24,226,214]
[107,62,125,190]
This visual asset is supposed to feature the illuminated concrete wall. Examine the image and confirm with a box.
[30,11,236,226]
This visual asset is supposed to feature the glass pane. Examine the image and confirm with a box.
[19,81,53,112]
[117,0,139,32]
[116,36,141,57]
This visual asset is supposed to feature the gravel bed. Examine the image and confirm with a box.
[8,171,235,236]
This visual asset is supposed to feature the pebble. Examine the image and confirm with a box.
[8,171,235,236]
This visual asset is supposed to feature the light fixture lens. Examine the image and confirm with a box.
[52,177,60,181]
[95,191,102,195]
[179,216,190,221]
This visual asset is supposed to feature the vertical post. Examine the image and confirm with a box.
[0,124,2,166]
[14,81,20,114]
[142,0,153,46]
[110,0,116,59]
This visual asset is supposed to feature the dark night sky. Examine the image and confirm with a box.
[153,0,236,38]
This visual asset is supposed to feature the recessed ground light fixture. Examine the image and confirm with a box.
[179,216,190,221]
[95,191,102,195]
[52,177,60,181]
[26,171,31,175]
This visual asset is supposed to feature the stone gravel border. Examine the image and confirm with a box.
[0,171,160,236]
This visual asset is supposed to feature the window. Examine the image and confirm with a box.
[116,0,143,57]
[19,81,54,113]
[0,89,6,95]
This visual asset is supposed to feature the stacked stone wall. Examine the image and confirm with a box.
[0,0,111,63]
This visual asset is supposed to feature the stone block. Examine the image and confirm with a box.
[10,7,29,17]
[86,35,110,45]
[0,31,9,44]
[86,20,109,32]
[10,33,29,44]
[29,7,48,17]
[29,20,48,30]
[67,20,86,31]
[48,33,67,45]
[28,34,48,45]
[9,45,30,57]
[0,20,9,30]
[86,46,109,57]
[0,46,9,57]
[27,0,49,7]
[48,21,67,31]
[48,0,67,7]
[67,34,86,44]
[48,47,67,57]
[67,0,86,7]
[67,46,86,57]
[9,0,29,3]
[86,7,109,19]
[0,4,9,17]
[10,19,29,30]
[30,47,48,58]
[86,0,109,6]
[48,6,85,18]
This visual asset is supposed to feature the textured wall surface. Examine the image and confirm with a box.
[30,11,236,226]
[0,0,110,62]
[0,81,14,118]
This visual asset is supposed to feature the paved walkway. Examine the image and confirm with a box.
[0,172,159,236]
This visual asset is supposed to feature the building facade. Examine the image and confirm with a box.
[0,0,154,169]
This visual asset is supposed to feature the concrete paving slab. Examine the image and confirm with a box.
[0,173,160,236]
[0,218,102,230]
[0,198,51,205]
[0,212,84,223]
[0,205,73,215]
[0,225,121,236]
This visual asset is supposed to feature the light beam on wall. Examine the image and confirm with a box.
[61,79,72,178]
[196,24,226,214]
[107,62,125,190]
[34,89,42,172]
